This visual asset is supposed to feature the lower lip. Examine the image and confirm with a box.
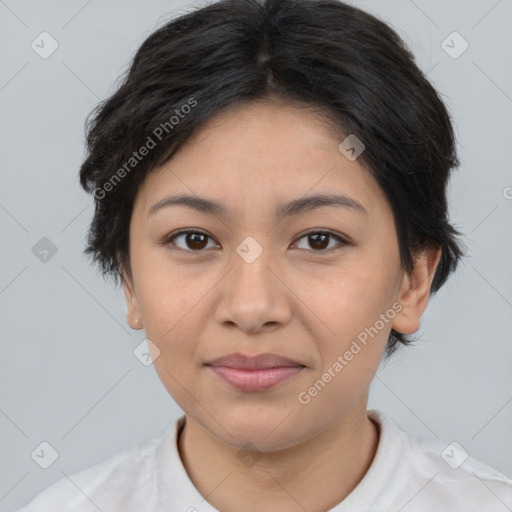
[208,365,304,391]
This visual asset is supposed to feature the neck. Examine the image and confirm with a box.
[177,404,380,512]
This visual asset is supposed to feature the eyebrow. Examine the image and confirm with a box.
[148,192,367,219]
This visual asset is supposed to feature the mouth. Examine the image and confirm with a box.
[205,353,306,392]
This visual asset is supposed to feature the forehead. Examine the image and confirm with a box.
[134,100,389,222]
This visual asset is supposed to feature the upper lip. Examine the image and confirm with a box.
[205,353,305,370]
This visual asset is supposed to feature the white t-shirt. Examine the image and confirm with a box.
[13,409,512,511]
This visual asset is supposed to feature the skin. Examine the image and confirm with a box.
[122,99,441,512]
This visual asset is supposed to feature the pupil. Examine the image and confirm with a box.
[310,233,328,250]
[188,233,207,250]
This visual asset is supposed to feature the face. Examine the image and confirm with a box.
[122,100,438,452]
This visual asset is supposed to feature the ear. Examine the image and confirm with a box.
[391,246,442,335]
[121,268,144,330]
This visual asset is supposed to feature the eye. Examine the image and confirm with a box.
[163,229,218,252]
[162,229,349,253]
[293,230,348,252]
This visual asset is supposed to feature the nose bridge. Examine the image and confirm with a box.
[214,235,291,332]
[231,234,279,302]
[234,238,274,289]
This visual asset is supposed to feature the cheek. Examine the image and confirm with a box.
[300,261,399,397]
[134,254,215,367]
[142,272,206,409]
[305,264,397,342]
[299,270,393,412]
[132,245,203,333]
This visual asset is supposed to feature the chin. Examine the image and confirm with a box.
[205,406,308,452]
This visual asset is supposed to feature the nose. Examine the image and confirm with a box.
[214,246,292,334]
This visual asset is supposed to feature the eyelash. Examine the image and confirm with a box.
[162,229,350,254]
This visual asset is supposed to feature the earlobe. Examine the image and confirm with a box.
[391,246,442,335]
[121,270,144,330]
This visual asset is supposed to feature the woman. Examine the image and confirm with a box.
[15,0,512,510]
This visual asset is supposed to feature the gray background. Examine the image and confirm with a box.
[1,0,511,509]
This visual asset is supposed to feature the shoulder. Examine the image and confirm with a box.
[12,423,175,512]
[370,410,512,511]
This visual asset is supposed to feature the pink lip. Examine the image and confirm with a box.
[205,352,305,391]
[208,366,304,391]
[206,352,303,369]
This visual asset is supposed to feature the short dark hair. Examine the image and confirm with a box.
[79,0,465,358]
